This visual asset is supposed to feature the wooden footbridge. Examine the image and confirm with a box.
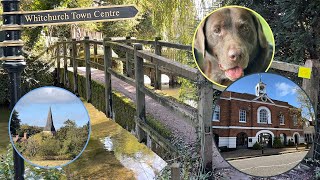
[34,36,320,178]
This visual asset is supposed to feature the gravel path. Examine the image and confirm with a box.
[73,67,197,144]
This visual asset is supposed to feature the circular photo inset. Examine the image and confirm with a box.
[193,6,275,87]
[9,86,91,168]
[212,73,315,177]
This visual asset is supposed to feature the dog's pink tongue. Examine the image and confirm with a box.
[225,66,243,80]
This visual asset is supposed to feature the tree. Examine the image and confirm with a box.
[225,0,320,64]
[18,124,42,137]
[57,120,88,158]
[10,110,21,135]
[296,88,315,122]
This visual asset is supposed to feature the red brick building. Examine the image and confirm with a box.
[212,81,304,149]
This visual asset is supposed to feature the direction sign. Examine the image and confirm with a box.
[2,5,139,27]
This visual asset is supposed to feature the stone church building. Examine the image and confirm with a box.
[212,79,305,149]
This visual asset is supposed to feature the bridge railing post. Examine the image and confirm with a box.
[84,36,92,102]
[103,37,113,118]
[63,38,68,87]
[125,36,133,77]
[171,163,181,180]
[302,60,320,160]
[56,41,61,85]
[134,43,146,142]
[154,37,162,90]
[197,73,213,171]
[69,43,73,67]
[93,39,98,68]
[72,38,78,95]
[93,39,98,57]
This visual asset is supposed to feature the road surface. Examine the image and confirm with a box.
[228,151,308,177]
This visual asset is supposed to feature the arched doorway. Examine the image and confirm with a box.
[144,75,151,85]
[294,134,299,145]
[236,132,248,148]
[258,132,273,148]
[213,133,219,147]
[280,133,287,145]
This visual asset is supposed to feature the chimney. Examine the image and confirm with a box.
[14,135,19,142]
[23,132,28,139]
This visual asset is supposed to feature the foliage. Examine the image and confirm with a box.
[315,167,320,180]
[18,124,42,137]
[10,110,21,135]
[0,145,14,179]
[225,0,320,64]
[288,108,304,126]
[16,120,88,161]
[0,54,55,104]
[99,0,196,44]
[57,120,89,158]
[0,70,9,105]
[295,88,315,122]
[0,145,66,179]
[158,137,212,179]
[252,141,262,150]
[273,137,284,148]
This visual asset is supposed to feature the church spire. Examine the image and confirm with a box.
[43,107,56,135]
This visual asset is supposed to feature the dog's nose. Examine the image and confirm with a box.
[228,48,241,61]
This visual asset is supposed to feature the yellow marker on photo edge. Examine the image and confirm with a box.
[298,66,312,79]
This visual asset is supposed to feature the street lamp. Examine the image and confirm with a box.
[1,0,25,179]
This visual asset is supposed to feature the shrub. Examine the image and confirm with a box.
[273,137,284,148]
[0,145,66,179]
[252,142,262,150]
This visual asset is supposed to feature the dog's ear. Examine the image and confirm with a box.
[194,19,206,57]
[252,13,268,49]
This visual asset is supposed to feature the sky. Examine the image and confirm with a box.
[13,87,90,130]
[227,73,314,120]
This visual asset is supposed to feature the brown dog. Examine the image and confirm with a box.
[194,7,273,86]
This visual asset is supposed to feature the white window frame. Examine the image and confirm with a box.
[257,106,271,124]
[293,114,298,126]
[279,114,285,125]
[212,105,220,122]
[239,109,246,123]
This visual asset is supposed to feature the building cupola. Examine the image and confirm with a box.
[255,74,267,96]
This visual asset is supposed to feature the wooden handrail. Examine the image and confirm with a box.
[158,41,192,51]
[136,50,199,82]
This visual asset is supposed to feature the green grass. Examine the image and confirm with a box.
[0,105,10,155]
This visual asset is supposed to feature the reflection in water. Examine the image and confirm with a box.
[161,86,197,108]
[101,137,167,180]
[161,85,179,99]
[103,137,113,151]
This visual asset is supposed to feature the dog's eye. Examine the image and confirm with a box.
[240,24,249,32]
[213,27,221,35]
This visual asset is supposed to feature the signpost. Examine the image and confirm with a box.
[2,5,138,27]
[1,2,139,179]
